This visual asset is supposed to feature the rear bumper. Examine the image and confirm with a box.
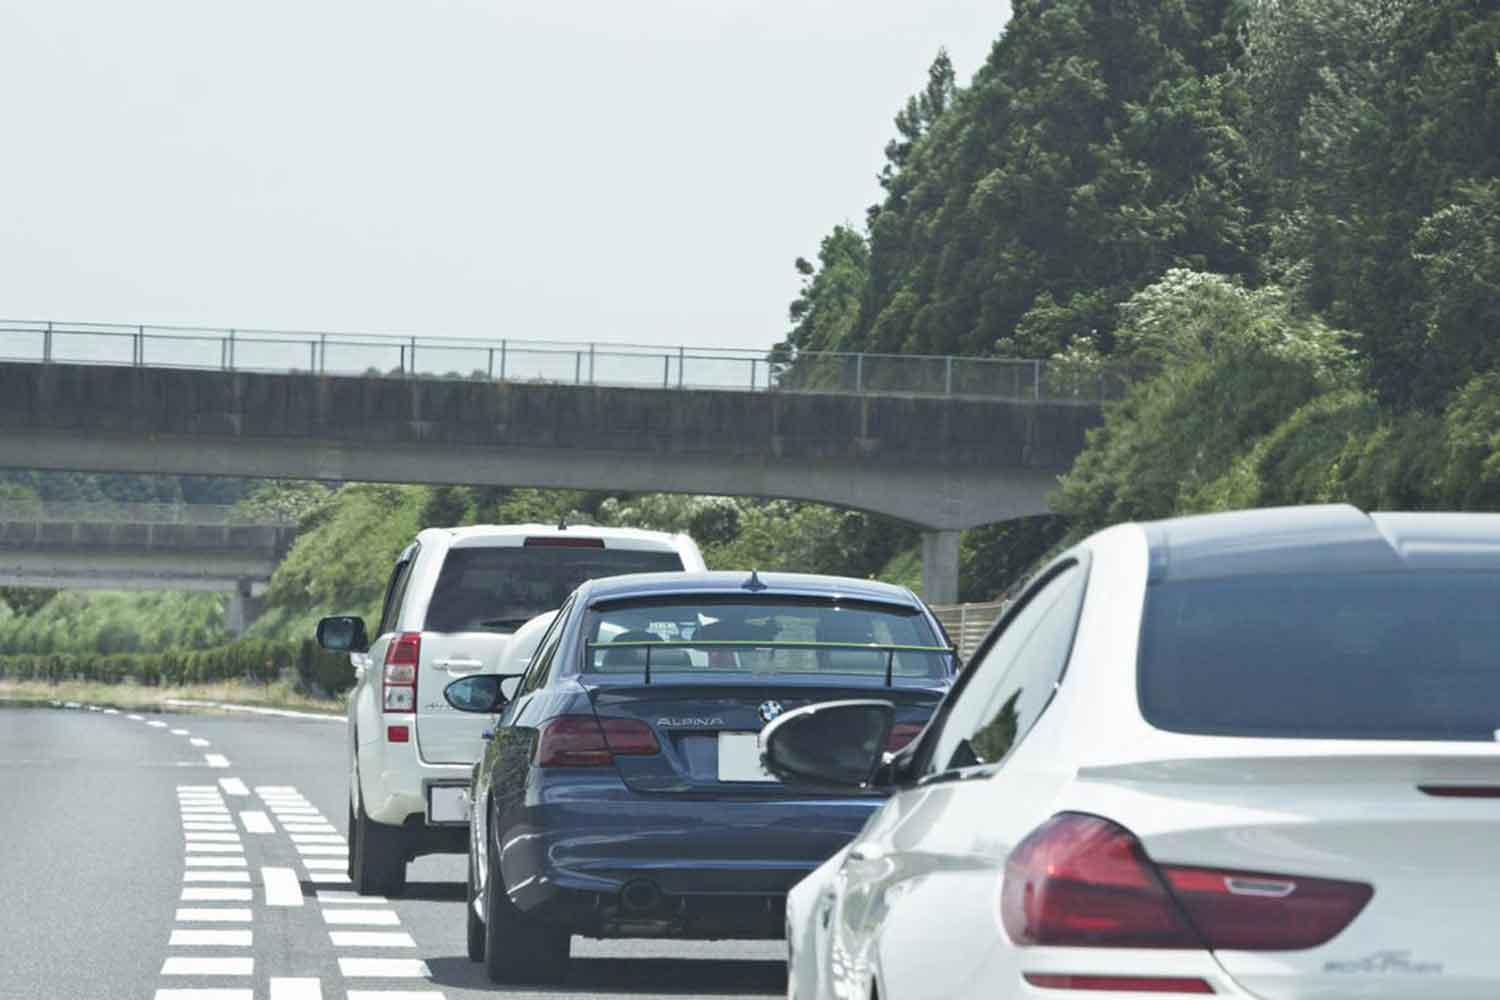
[357,734,473,836]
[496,774,880,939]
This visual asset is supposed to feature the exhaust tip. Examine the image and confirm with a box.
[619,879,664,914]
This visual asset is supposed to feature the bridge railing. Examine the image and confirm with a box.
[0,320,1133,403]
[0,501,296,527]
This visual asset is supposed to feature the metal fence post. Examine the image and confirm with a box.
[500,340,507,381]
[677,347,685,389]
[855,353,864,394]
[136,325,145,366]
[945,356,953,396]
[589,343,596,384]
[319,334,327,375]
[487,347,495,380]
[308,340,317,373]
[750,358,758,391]
[43,321,52,363]
[574,351,582,384]
[229,329,236,371]
[663,354,670,388]
[409,336,417,377]
[1032,359,1041,401]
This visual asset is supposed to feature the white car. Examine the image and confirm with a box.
[772,505,1500,1000]
[317,523,705,895]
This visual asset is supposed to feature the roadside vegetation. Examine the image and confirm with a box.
[2,0,1497,705]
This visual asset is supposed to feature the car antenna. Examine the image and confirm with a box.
[743,569,768,593]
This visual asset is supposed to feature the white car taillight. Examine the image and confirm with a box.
[383,632,420,713]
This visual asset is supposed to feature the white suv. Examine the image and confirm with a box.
[316,523,705,895]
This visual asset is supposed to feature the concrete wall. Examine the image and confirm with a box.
[0,362,1102,531]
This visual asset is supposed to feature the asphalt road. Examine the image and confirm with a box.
[0,704,785,1000]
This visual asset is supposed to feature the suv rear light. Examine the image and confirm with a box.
[885,723,924,752]
[534,716,660,767]
[524,536,605,548]
[1002,813,1372,951]
[383,632,421,713]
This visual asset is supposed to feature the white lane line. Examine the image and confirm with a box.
[185,833,243,843]
[166,698,344,721]
[300,858,348,870]
[281,825,338,834]
[183,844,246,854]
[204,753,231,768]
[240,811,275,834]
[271,808,322,816]
[296,844,349,856]
[190,737,211,747]
[255,785,301,794]
[148,721,168,728]
[321,909,400,926]
[127,714,144,721]
[179,806,231,813]
[184,871,253,883]
[181,887,254,902]
[219,777,249,796]
[338,957,430,978]
[290,834,346,844]
[269,979,323,1000]
[169,929,253,947]
[316,891,386,905]
[154,990,253,999]
[304,872,352,884]
[177,784,219,790]
[328,930,416,948]
[170,728,190,736]
[184,856,248,868]
[261,867,304,907]
[175,908,253,922]
[161,956,254,976]
[103,708,119,715]
[346,993,445,1000]
[182,823,238,832]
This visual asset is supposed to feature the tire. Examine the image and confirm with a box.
[483,809,569,984]
[466,846,485,962]
[350,756,407,897]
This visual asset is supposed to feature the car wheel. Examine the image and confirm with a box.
[482,810,568,984]
[350,757,406,897]
[466,845,485,962]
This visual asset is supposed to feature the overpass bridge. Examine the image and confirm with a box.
[0,321,1125,601]
[0,502,298,634]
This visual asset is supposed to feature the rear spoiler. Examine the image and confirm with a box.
[584,639,956,686]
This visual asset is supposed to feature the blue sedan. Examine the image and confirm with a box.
[443,570,957,984]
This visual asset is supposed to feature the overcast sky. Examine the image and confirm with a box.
[0,1,1009,352]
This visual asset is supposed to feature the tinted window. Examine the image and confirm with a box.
[520,596,574,696]
[377,555,415,637]
[926,565,1085,774]
[580,598,948,679]
[425,546,683,633]
[1140,571,1500,741]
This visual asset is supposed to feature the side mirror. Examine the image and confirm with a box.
[761,699,895,789]
[444,674,521,714]
[317,616,369,653]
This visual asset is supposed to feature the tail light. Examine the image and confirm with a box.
[534,716,660,767]
[383,632,421,713]
[1001,813,1373,952]
[885,723,924,752]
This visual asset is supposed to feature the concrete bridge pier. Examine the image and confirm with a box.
[225,580,263,638]
[921,529,962,606]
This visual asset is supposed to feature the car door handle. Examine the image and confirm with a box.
[434,658,484,672]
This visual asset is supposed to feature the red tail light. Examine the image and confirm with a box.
[383,632,421,713]
[524,536,605,548]
[885,723,924,752]
[1002,813,1372,952]
[535,716,659,767]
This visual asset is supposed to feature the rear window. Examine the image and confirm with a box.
[1139,571,1500,741]
[580,598,950,679]
[425,545,683,633]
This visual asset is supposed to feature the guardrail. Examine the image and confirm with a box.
[0,501,296,527]
[0,320,1132,404]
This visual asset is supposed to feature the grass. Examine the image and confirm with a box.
[0,678,345,715]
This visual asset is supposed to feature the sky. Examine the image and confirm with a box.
[0,1,1010,353]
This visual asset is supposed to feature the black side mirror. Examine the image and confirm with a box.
[444,674,521,714]
[317,616,369,653]
[761,699,895,789]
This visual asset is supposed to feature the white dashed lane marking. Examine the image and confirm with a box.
[170,728,190,736]
[184,856,247,868]
[316,891,384,905]
[180,887,254,902]
[203,753,231,768]
[218,777,249,796]
[169,929,253,947]
[127,714,144,721]
[328,930,416,948]
[154,990,253,999]
[183,871,253,883]
[148,721,168,728]
[269,979,324,1000]
[337,957,431,978]
[296,844,349,855]
[346,993,445,1000]
[190,737,211,747]
[160,956,254,976]
[240,811,275,834]
[321,909,400,926]
[291,834,346,844]
[175,908,253,923]
[183,844,245,854]
[261,867,305,907]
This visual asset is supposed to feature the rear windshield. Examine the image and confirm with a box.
[1139,572,1500,741]
[425,546,683,633]
[580,598,949,679]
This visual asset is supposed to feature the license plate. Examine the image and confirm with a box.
[717,731,776,783]
[426,784,470,824]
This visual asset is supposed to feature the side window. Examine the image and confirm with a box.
[376,547,418,638]
[924,564,1087,776]
[519,596,574,697]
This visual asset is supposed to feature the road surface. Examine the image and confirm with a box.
[0,704,785,1000]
